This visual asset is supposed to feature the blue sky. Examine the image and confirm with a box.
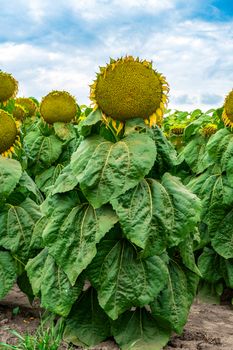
[0,0,233,111]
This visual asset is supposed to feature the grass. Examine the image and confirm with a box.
[0,314,72,350]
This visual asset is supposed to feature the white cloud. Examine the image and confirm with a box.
[66,0,176,21]
[0,1,232,111]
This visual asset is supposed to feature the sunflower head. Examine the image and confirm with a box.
[222,90,233,127]
[40,91,78,124]
[0,110,20,157]
[170,124,185,135]
[90,56,169,128]
[0,71,18,103]
[13,104,27,121]
[15,97,37,118]
[202,123,218,137]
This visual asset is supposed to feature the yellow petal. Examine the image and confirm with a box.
[156,108,163,118]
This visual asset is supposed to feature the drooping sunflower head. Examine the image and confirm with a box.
[170,124,186,135]
[15,97,37,118]
[13,104,27,121]
[222,90,233,127]
[0,71,18,103]
[40,91,78,124]
[90,56,169,127]
[201,123,218,137]
[0,110,20,157]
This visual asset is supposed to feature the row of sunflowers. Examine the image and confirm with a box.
[0,57,233,349]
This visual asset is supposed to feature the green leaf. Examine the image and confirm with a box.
[111,179,170,255]
[152,126,178,174]
[43,203,118,285]
[0,251,16,299]
[0,156,22,201]
[51,164,79,195]
[53,122,77,141]
[183,117,205,141]
[112,308,171,350]
[18,172,44,204]
[161,173,201,246]
[30,216,48,250]
[206,128,230,162]
[150,260,194,334]
[64,288,111,347]
[198,247,223,282]
[35,164,64,195]
[188,173,233,222]
[197,281,223,304]
[17,271,34,304]
[24,130,63,171]
[88,238,168,320]
[179,135,211,174]
[78,108,102,137]
[124,118,148,137]
[41,191,80,217]
[222,259,233,288]
[211,208,233,258]
[26,249,83,317]
[220,134,233,183]
[71,133,157,208]
[0,198,42,260]
[179,236,202,276]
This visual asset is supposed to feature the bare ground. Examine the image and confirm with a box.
[1,286,233,350]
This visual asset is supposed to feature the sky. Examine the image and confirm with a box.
[0,0,233,111]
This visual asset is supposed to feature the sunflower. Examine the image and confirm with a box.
[15,97,37,118]
[0,71,18,103]
[40,91,77,124]
[13,104,27,121]
[201,123,218,137]
[170,124,186,135]
[0,110,20,157]
[222,90,233,127]
[90,56,169,129]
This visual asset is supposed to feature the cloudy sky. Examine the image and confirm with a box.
[0,0,232,111]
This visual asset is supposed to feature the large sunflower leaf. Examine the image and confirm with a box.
[206,128,231,162]
[150,260,195,334]
[0,251,16,299]
[222,259,233,288]
[87,238,168,320]
[18,172,44,204]
[0,156,22,202]
[64,288,111,347]
[51,164,79,195]
[211,208,233,259]
[78,108,102,137]
[150,126,178,176]
[26,249,83,317]
[40,191,80,217]
[24,130,63,172]
[161,173,201,246]
[0,198,41,260]
[179,236,202,276]
[197,247,223,282]
[43,203,118,285]
[35,164,64,195]
[71,133,156,208]
[179,135,211,174]
[188,173,233,222]
[29,216,48,250]
[112,308,171,350]
[111,179,171,255]
[220,134,233,183]
[53,122,77,141]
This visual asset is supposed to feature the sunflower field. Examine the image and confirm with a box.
[0,56,233,350]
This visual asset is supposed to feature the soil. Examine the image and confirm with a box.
[1,285,233,350]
